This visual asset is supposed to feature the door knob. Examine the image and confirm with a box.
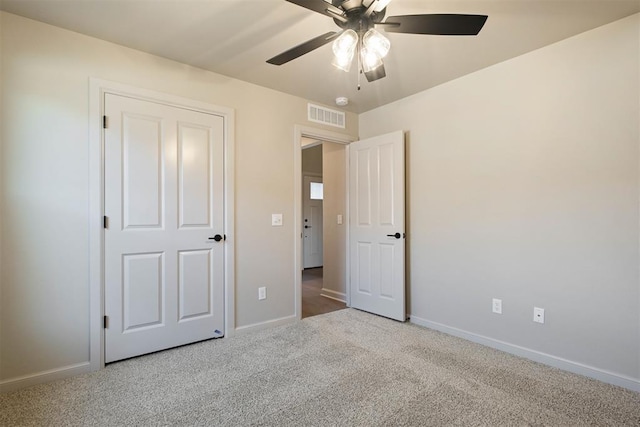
[386,232,402,239]
[208,234,224,242]
[304,225,312,229]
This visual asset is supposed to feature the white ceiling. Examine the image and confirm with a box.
[1,0,638,113]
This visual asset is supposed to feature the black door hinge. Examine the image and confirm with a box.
[103,315,108,329]
[103,115,108,129]
[103,216,108,229]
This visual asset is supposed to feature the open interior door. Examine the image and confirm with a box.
[349,130,405,321]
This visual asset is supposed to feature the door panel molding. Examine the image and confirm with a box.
[89,78,235,370]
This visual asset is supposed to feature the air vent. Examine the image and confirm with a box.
[308,103,345,129]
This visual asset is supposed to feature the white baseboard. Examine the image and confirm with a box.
[409,315,640,393]
[0,362,91,393]
[234,314,297,335]
[320,288,346,303]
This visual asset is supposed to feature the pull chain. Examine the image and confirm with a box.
[357,36,362,90]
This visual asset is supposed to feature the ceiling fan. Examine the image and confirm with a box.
[267,0,488,83]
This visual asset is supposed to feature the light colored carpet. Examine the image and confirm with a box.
[1,309,639,426]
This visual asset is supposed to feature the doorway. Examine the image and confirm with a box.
[293,126,354,320]
[300,139,347,318]
[294,127,407,323]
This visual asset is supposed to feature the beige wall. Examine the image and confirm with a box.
[2,8,638,392]
[0,12,358,383]
[360,14,640,382]
[322,143,347,298]
[302,144,322,175]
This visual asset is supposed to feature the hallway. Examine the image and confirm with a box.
[301,268,346,319]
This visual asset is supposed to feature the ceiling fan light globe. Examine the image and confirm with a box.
[332,50,355,72]
[363,28,390,58]
[332,29,358,57]
[332,29,357,72]
[361,46,383,72]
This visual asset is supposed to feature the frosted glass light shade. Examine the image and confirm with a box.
[360,46,383,72]
[332,29,358,72]
[363,29,390,58]
[332,49,355,71]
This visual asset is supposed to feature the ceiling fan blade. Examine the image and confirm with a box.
[369,0,392,13]
[267,31,339,65]
[285,0,344,19]
[382,14,488,36]
[364,63,386,82]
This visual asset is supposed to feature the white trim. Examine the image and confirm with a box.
[410,315,640,393]
[89,78,236,373]
[320,288,346,303]
[0,362,91,393]
[88,79,104,372]
[234,314,297,335]
[223,101,236,338]
[344,144,351,308]
[294,125,355,321]
[301,139,323,149]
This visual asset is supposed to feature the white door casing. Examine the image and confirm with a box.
[349,130,406,321]
[104,93,225,363]
[303,175,323,269]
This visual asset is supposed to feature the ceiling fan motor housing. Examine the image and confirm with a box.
[333,0,386,32]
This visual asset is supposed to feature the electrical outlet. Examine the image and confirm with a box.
[533,307,545,324]
[258,287,266,300]
[337,214,343,225]
[492,298,502,314]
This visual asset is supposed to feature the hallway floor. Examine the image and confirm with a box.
[301,268,346,319]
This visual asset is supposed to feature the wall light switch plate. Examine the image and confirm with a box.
[271,214,283,226]
[337,214,343,225]
[258,287,266,300]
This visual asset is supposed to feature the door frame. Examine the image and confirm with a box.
[293,125,355,320]
[88,78,235,370]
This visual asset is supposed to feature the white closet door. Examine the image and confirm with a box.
[104,93,225,362]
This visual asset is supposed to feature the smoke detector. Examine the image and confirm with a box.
[335,97,349,107]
